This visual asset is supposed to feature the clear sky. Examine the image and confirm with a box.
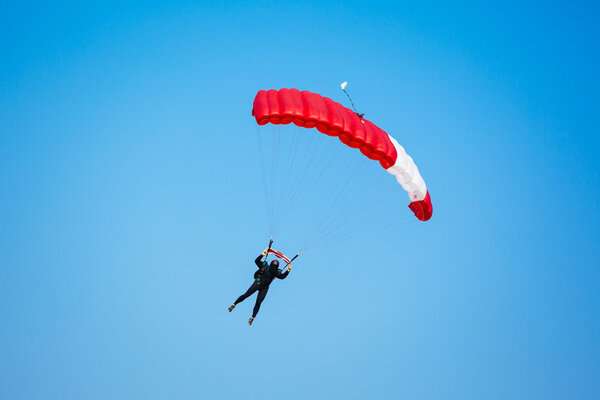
[1,1,599,399]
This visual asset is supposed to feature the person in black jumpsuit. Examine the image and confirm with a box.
[228,249,291,325]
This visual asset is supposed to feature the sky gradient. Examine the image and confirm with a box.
[1,1,599,399]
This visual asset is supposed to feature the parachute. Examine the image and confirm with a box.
[252,88,433,221]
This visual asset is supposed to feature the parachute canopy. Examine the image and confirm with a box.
[252,88,433,221]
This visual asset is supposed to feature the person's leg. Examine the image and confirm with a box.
[234,282,258,305]
[252,287,269,318]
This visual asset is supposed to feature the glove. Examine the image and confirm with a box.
[262,248,268,256]
[286,265,292,272]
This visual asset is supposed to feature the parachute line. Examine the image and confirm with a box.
[255,126,272,235]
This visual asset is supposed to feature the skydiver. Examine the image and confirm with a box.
[228,248,292,325]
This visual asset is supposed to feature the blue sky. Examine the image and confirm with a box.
[1,1,599,399]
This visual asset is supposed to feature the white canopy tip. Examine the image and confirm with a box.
[340,81,348,90]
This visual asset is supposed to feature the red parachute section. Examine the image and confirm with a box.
[252,88,398,169]
[408,191,432,221]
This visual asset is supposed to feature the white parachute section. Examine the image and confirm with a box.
[386,136,427,202]
[341,82,427,202]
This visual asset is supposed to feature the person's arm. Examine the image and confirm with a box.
[277,268,290,280]
[255,254,264,267]
[255,249,268,268]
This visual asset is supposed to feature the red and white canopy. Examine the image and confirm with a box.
[252,88,432,221]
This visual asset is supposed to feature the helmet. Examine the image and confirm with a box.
[269,260,279,272]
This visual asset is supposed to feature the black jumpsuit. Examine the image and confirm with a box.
[233,253,290,318]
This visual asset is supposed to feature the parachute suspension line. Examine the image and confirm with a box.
[274,125,303,232]
[331,209,417,243]
[263,123,354,249]
[278,142,344,229]
[273,125,300,236]
[269,126,275,234]
[338,209,417,240]
[314,215,417,250]
[300,153,374,251]
[302,187,415,252]
[257,123,325,238]
[269,125,282,236]
[261,122,414,254]
[257,120,418,254]
[277,131,345,230]
[255,125,272,236]
[300,158,362,250]
[300,157,412,253]
[300,149,364,250]
[302,180,400,251]
[256,112,418,254]
[286,132,334,231]
[274,129,327,229]
[302,178,382,250]
[312,170,391,237]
